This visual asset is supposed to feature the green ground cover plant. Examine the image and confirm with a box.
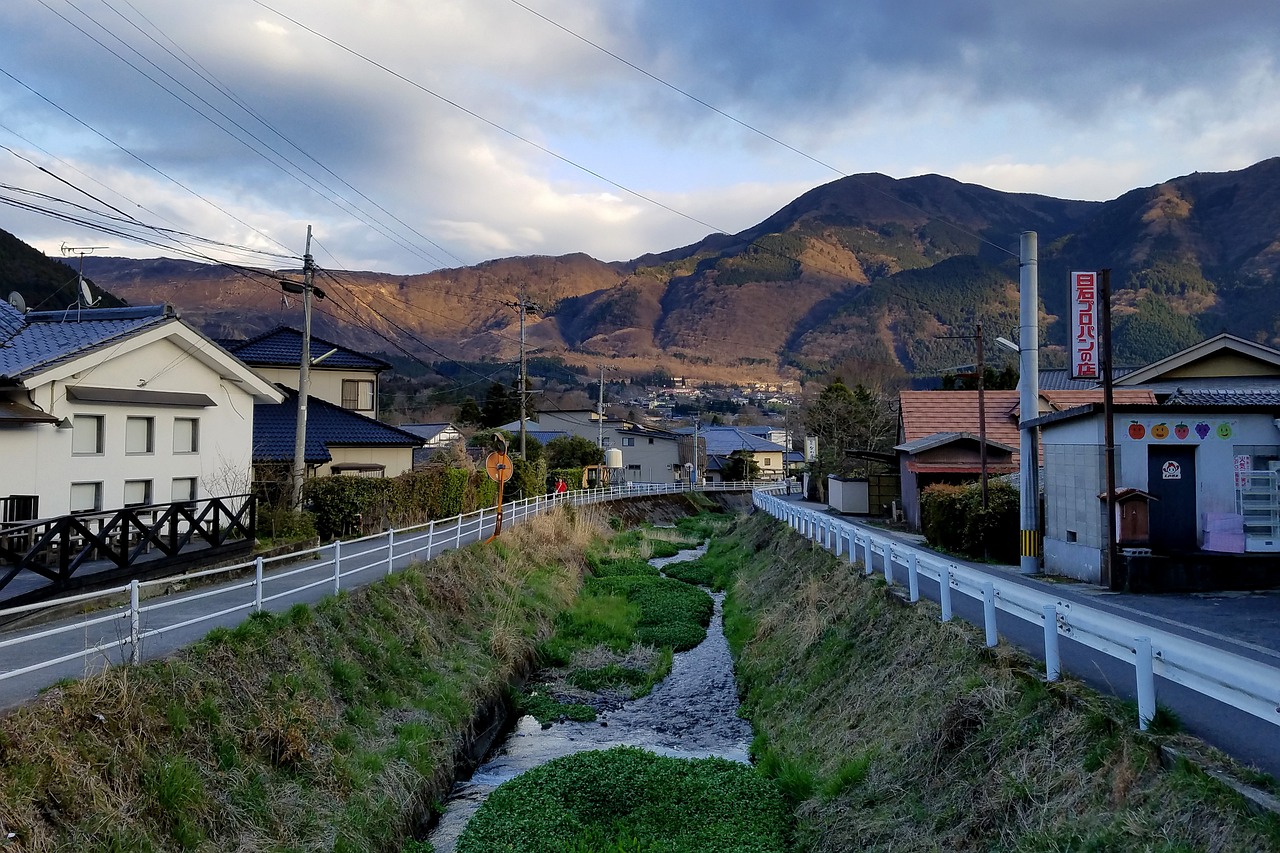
[0,510,600,853]
[722,513,1280,852]
[658,532,751,590]
[455,746,791,853]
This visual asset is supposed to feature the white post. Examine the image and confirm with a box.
[332,539,342,595]
[884,544,894,585]
[1043,604,1060,682]
[834,527,843,557]
[254,556,264,613]
[1135,636,1156,730]
[455,515,462,549]
[983,581,997,647]
[386,529,395,576]
[129,579,141,665]
[940,564,953,621]
[846,531,856,565]
[907,552,920,602]
[426,520,435,560]
[863,537,873,577]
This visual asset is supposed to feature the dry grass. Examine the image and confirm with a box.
[726,513,1280,853]
[0,508,608,853]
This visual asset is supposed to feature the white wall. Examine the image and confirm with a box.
[254,365,378,414]
[3,337,261,518]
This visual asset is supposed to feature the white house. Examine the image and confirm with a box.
[0,302,282,521]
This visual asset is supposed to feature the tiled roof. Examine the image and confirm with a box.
[1163,388,1280,406]
[1037,367,1136,391]
[0,305,172,379]
[900,389,1158,448]
[895,431,1017,455]
[398,423,454,442]
[697,426,785,455]
[222,326,390,371]
[253,388,423,464]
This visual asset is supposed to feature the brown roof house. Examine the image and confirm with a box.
[896,388,1156,531]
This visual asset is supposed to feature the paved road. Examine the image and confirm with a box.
[778,496,1280,779]
[0,516,492,711]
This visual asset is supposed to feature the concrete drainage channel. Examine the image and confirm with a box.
[425,544,750,852]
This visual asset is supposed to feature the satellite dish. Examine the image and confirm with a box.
[79,278,100,307]
[7,291,26,313]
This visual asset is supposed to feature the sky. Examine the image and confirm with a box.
[0,0,1277,275]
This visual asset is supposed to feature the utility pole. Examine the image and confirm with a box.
[504,292,539,459]
[1100,268,1118,590]
[289,226,317,509]
[598,362,606,448]
[941,323,989,510]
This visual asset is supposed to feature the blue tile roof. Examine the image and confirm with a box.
[696,426,786,455]
[253,388,423,464]
[222,327,390,371]
[0,304,172,379]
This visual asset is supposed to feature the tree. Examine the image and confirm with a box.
[456,396,483,426]
[802,378,897,500]
[481,383,521,428]
[940,365,1017,390]
[546,435,604,469]
[723,450,761,481]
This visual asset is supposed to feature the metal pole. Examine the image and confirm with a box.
[1043,604,1060,681]
[1019,232,1042,574]
[254,556,264,613]
[940,564,953,621]
[1100,268,1119,590]
[983,581,998,647]
[907,552,920,602]
[884,543,894,585]
[598,362,605,449]
[386,528,395,576]
[129,579,141,665]
[291,225,314,509]
[332,538,342,595]
[1135,636,1156,730]
[519,298,527,460]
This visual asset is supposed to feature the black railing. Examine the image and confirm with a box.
[0,494,255,602]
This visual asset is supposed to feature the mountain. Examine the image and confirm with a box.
[0,230,126,313]
[23,158,1280,382]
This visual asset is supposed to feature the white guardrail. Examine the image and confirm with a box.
[0,481,785,692]
[754,492,1280,732]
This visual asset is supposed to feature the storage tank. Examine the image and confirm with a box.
[605,447,624,484]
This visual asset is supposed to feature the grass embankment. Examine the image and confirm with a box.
[0,510,601,853]
[722,513,1280,852]
[516,520,718,724]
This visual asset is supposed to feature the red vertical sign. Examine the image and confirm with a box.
[1071,271,1098,380]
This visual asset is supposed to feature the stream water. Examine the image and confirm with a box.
[425,545,752,852]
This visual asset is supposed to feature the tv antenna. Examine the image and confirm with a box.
[60,244,107,318]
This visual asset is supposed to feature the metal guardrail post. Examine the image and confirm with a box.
[940,564,953,621]
[254,556,264,614]
[333,539,342,596]
[834,526,843,557]
[1135,636,1156,730]
[1043,604,1061,682]
[426,520,435,559]
[983,581,998,647]
[455,515,462,550]
[387,529,395,576]
[863,537,873,577]
[884,544,894,586]
[846,531,856,565]
[129,579,141,665]
[908,552,920,602]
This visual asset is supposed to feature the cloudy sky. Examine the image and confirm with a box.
[0,0,1277,274]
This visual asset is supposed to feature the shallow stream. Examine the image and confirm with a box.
[426,545,751,852]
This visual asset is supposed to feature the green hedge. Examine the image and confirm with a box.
[302,467,499,540]
[920,479,1019,563]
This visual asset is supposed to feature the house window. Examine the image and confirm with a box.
[602,437,612,448]
[70,482,102,512]
[72,415,104,455]
[622,437,636,447]
[124,479,153,507]
[125,416,154,454]
[647,438,654,445]
[627,464,641,474]
[172,477,198,502]
[173,418,199,454]
[341,379,375,412]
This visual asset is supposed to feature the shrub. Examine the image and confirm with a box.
[920,479,1019,561]
[303,467,499,540]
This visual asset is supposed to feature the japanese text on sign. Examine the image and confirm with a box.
[1071,271,1098,380]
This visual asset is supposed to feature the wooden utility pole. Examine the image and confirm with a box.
[504,293,539,459]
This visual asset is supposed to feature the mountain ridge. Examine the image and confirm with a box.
[7,159,1279,382]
